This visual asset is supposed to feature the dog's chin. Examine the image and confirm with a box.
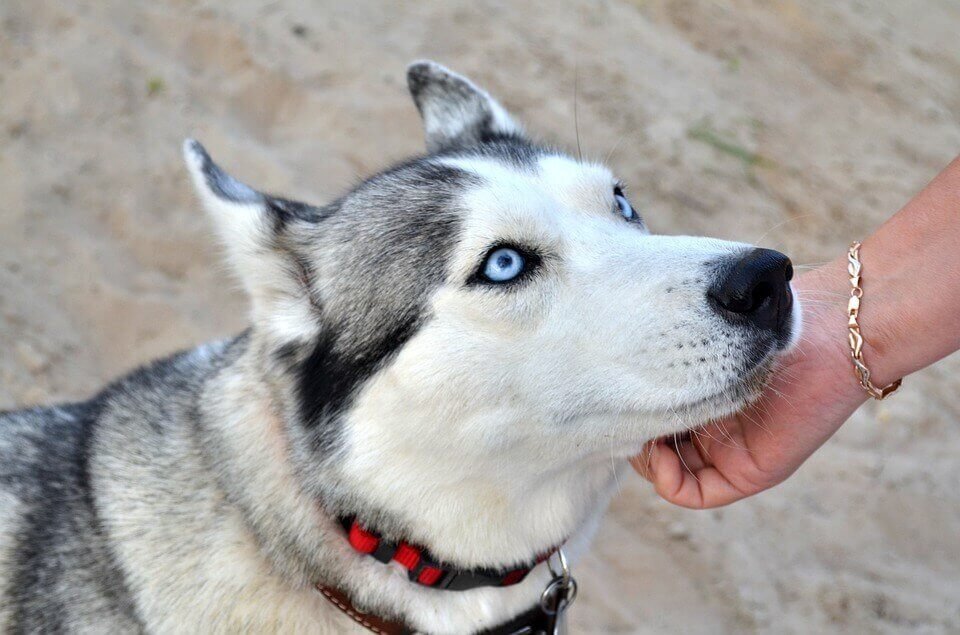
[663,351,777,433]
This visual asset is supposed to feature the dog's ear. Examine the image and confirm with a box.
[183,139,320,340]
[407,60,524,153]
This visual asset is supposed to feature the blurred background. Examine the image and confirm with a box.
[1,1,958,632]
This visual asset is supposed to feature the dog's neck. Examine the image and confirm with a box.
[199,334,617,632]
[311,341,624,570]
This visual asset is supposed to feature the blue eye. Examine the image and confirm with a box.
[482,247,526,283]
[615,189,636,220]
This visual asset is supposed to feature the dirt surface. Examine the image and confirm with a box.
[2,1,959,632]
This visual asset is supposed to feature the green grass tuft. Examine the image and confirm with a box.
[687,123,775,169]
[146,77,165,97]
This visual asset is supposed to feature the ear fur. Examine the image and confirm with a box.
[406,60,523,153]
[183,139,320,340]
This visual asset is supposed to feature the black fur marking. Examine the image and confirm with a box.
[439,136,544,169]
[267,195,324,227]
[405,62,442,98]
[274,341,301,366]
[296,314,420,451]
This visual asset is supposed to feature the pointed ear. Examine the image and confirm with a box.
[183,139,321,340]
[407,60,524,153]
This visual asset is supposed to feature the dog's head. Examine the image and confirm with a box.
[185,61,799,565]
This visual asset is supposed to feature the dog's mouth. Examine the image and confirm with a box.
[660,346,778,431]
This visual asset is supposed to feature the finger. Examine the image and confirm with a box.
[629,442,656,481]
[672,435,708,473]
[646,441,684,500]
[631,438,697,484]
[647,442,750,509]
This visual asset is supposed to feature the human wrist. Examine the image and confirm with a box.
[844,240,911,390]
[791,260,870,412]
[789,155,960,405]
[796,241,924,403]
[796,156,960,400]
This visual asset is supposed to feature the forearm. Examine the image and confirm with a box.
[800,155,960,396]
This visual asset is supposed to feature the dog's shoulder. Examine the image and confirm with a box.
[0,334,247,632]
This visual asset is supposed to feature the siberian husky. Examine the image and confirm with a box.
[0,61,798,633]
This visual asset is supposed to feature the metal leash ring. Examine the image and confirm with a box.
[547,548,571,583]
[540,548,578,615]
[540,576,579,615]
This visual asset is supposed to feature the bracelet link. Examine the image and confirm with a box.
[846,241,902,400]
[847,294,860,317]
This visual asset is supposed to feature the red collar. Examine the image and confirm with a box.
[319,518,574,634]
[340,516,555,591]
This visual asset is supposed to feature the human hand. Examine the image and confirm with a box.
[631,263,867,508]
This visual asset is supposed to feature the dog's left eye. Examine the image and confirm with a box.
[614,186,637,221]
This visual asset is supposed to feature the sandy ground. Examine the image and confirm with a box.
[2,1,959,632]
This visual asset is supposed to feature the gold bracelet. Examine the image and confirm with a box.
[847,241,902,400]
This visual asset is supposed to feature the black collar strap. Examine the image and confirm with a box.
[341,517,555,591]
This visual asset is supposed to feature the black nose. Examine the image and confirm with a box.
[708,248,793,332]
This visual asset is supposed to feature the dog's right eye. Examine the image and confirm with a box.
[468,245,542,287]
[481,247,525,283]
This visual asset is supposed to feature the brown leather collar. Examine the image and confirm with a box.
[316,584,410,635]
[316,582,554,635]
